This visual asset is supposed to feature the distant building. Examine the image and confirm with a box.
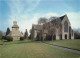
[7,19,23,41]
[32,15,74,40]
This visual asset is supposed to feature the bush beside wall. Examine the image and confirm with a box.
[20,37,25,40]
[6,36,13,41]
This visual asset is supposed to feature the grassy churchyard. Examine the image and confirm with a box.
[44,39,80,50]
[0,39,80,58]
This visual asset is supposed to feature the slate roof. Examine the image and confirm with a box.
[59,15,66,21]
[7,31,23,37]
[33,25,43,30]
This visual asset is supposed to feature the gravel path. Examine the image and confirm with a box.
[40,42,80,54]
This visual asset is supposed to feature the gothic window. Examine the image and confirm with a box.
[64,21,68,32]
[43,24,46,29]
[72,30,73,36]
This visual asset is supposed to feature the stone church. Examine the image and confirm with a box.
[32,15,74,40]
[7,19,23,41]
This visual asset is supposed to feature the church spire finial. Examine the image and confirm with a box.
[15,16,16,21]
[13,16,17,25]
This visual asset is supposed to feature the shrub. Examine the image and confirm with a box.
[2,36,6,40]
[45,35,52,41]
[20,37,25,40]
[0,31,2,40]
[6,36,13,41]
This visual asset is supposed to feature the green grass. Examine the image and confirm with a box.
[44,39,80,50]
[0,40,3,44]
[0,40,1,42]
[3,40,31,44]
[0,40,80,58]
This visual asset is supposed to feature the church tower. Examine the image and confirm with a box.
[12,20,19,31]
[7,18,23,41]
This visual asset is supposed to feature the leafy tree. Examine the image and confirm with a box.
[6,36,13,41]
[6,27,10,36]
[30,28,34,40]
[29,29,34,40]
[24,29,28,39]
[74,30,80,39]
[29,29,32,34]
[0,31,2,40]
[28,29,32,39]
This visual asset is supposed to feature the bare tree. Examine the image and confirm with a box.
[50,17,62,29]
[49,16,58,21]
[49,17,62,38]
[38,17,48,25]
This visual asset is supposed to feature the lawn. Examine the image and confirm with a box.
[0,40,80,58]
[44,39,80,50]
[0,40,3,44]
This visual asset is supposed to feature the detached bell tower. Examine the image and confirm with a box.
[7,17,23,41]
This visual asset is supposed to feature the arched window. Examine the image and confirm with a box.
[72,30,73,36]
[64,21,68,32]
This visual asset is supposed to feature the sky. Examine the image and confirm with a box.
[0,0,80,33]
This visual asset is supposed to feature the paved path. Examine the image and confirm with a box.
[40,42,80,54]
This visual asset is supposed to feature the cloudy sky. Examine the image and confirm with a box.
[0,0,80,33]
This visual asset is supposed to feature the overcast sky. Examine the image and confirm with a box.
[0,0,80,33]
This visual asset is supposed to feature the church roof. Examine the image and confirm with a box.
[59,15,66,21]
[7,31,23,37]
[50,15,66,26]
[33,24,43,30]
[50,18,62,28]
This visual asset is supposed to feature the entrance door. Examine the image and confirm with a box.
[65,34,67,39]
[53,35,56,40]
[60,35,62,40]
[69,34,71,39]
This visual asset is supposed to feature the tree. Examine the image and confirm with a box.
[6,27,10,36]
[0,31,2,40]
[49,16,58,21]
[29,29,32,34]
[38,17,48,25]
[30,28,34,40]
[24,29,28,39]
[49,17,62,28]
[74,29,80,39]
[29,29,32,39]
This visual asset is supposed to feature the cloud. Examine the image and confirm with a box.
[18,14,39,34]
[7,0,40,14]
[44,12,80,29]
[6,0,40,34]
[8,13,40,35]
[65,12,80,29]
[6,0,80,34]
[8,12,59,34]
[8,11,80,35]
[44,13,59,18]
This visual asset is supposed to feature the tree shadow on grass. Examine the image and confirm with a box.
[1,40,38,45]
